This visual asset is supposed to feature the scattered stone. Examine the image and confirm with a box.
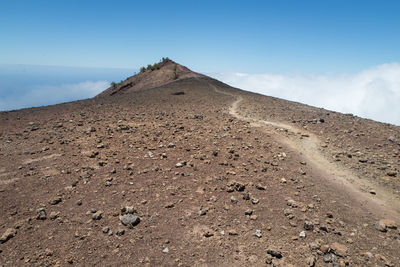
[265,254,273,264]
[228,229,238,236]
[116,229,125,236]
[245,209,253,216]
[287,199,298,207]
[306,255,316,266]
[323,254,332,263]
[330,242,348,257]
[49,211,60,220]
[172,91,185,95]
[76,199,82,206]
[255,183,266,190]
[175,161,186,168]
[120,214,140,228]
[102,226,110,233]
[92,210,103,220]
[203,230,214,237]
[251,197,259,204]
[49,196,62,205]
[198,209,207,216]
[0,228,17,243]
[253,229,262,238]
[387,171,397,177]
[37,208,47,220]
[304,220,314,231]
[267,249,282,259]
[162,247,169,253]
[165,202,175,208]
[86,126,96,133]
[168,143,176,148]
[299,231,306,238]
[121,206,136,215]
[375,220,388,232]
[376,219,397,231]
[226,181,245,192]
[369,190,376,195]
[45,248,53,256]
[249,214,258,220]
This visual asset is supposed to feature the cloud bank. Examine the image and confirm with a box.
[0,80,109,111]
[209,63,400,126]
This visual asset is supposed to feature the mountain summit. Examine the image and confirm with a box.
[97,58,204,97]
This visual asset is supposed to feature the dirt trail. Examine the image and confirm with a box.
[211,83,400,221]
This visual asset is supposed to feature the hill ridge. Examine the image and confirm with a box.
[96,59,205,97]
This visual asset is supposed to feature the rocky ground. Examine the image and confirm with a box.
[0,68,399,266]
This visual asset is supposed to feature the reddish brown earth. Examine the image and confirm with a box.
[0,62,399,266]
[96,59,204,97]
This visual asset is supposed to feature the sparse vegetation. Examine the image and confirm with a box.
[111,81,117,87]
[173,64,179,80]
[140,57,170,73]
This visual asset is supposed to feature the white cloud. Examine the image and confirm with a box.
[0,80,109,111]
[209,63,400,125]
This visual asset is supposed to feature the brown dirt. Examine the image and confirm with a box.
[0,70,399,266]
[97,59,205,97]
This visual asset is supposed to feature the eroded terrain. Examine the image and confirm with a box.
[0,76,399,266]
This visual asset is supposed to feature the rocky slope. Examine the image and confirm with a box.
[0,62,399,266]
[96,59,204,97]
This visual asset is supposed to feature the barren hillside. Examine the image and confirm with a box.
[0,62,399,266]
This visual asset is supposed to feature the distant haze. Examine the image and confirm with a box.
[210,63,400,126]
[0,64,135,111]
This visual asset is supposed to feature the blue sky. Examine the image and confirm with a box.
[2,0,400,73]
[1,0,400,124]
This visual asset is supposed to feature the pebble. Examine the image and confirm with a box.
[120,214,140,228]
[116,229,125,236]
[375,220,388,232]
[299,231,306,238]
[306,255,316,267]
[92,210,103,220]
[49,211,60,220]
[165,202,175,208]
[255,184,266,190]
[330,242,348,257]
[304,220,314,231]
[253,229,262,238]
[121,206,136,214]
[0,228,17,243]
[49,196,62,205]
[267,249,282,259]
[36,208,47,220]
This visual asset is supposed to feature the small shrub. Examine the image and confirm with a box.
[173,64,179,80]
